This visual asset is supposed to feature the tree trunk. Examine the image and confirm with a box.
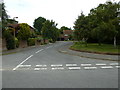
[114,36,116,48]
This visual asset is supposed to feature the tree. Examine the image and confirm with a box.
[1,3,8,30]
[17,23,31,40]
[74,12,90,46]
[33,17,46,34]
[90,1,120,46]
[60,26,71,34]
[42,20,59,43]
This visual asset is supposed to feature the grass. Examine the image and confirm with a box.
[70,42,120,55]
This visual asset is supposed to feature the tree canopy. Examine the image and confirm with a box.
[74,1,120,46]
[33,17,46,34]
[41,20,59,42]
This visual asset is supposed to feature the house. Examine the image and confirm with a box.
[5,23,36,48]
[59,30,74,41]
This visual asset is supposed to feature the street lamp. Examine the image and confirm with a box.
[13,17,18,48]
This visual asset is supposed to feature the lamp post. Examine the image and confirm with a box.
[13,17,18,48]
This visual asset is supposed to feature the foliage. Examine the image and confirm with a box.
[17,23,31,40]
[27,38,35,46]
[1,3,9,31]
[15,37,19,48]
[33,17,46,34]
[60,26,71,34]
[41,20,59,42]
[4,29,15,50]
[74,1,120,46]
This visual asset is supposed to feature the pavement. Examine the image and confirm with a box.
[1,41,120,88]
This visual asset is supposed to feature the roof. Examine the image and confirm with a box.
[63,30,74,35]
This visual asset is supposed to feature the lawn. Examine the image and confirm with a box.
[70,42,120,55]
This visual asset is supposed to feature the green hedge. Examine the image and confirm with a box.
[27,38,35,46]
[4,30,15,50]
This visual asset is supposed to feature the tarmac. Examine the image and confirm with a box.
[1,41,120,61]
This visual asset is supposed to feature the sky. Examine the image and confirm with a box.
[4,0,119,29]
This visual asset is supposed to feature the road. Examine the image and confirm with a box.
[2,41,119,88]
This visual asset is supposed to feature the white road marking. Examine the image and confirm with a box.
[84,67,97,70]
[35,49,44,53]
[36,65,47,67]
[66,64,77,67]
[13,55,33,71]
[19,65,31,67]
[52,67,64,70]
[96,64,106,66]
[81,64,92,66]
[34,68,47,71]
[46,46,52,49]
[116,66,120,68]
[51,64,63,67]
[68,67,81,70]
[100,66,113,69]
[110,63,119,65]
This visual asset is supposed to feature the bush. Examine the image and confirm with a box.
[4,30,15,50]
[15,37,19,48]
[27,38,35,46]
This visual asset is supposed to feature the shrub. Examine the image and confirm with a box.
[4,30,15,50]
[15,37,19,48]
[27,38,35,46]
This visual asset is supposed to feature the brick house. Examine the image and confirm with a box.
[59,30,74,41]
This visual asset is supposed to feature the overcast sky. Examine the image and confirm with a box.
[4,0,119,29]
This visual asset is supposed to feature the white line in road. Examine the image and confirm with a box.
[19,65,31,67]
[13,55,33,71]
[36,65,47,67]
[115,66,120,68]
[110,63,119,66]
[66,64,77,67]
[35,49,44,53]
[81,64,92,66]
[34,68,47,71]
[51,64,63,67]
[68,67,81,70]
[84,67,97,70]
[96,64,106,66]
[46,46,52,49]
[100,66,113,69]
[52,67,64,70]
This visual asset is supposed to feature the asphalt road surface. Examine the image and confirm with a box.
[2,41,119,88]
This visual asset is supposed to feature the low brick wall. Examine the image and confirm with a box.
[2,38,7,50]
[19,40,27,48]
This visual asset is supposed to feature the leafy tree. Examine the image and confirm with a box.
[1,3,8,30]
[42,20,59,43]
[33,17,46,34]
[60,26,71,34]
[74,13,90,46]
[17,23,31,40]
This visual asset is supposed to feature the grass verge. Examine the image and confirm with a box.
[70,42,120,55]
